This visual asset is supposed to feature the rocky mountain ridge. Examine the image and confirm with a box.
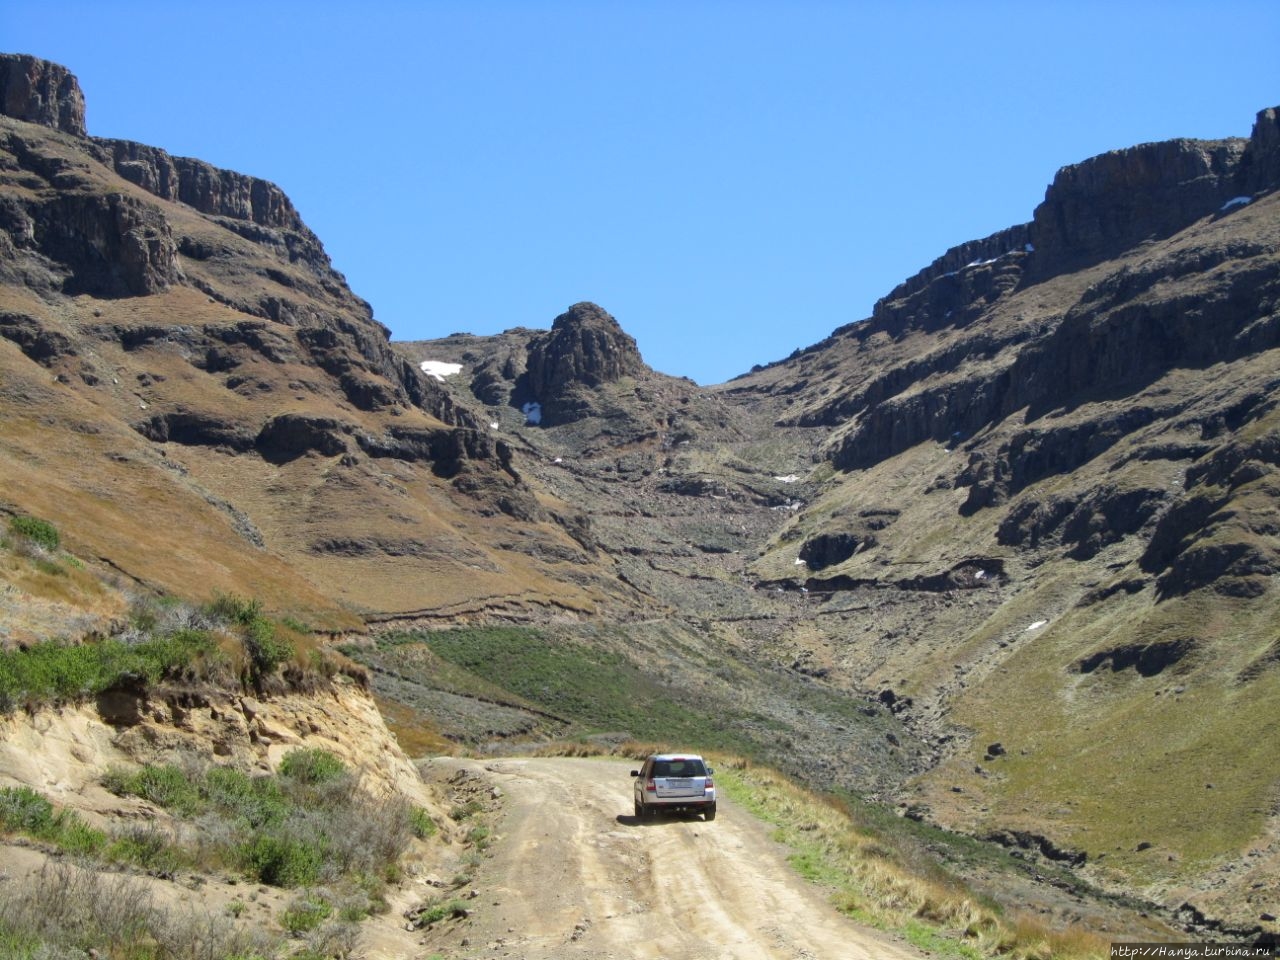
[3,52,1280,938]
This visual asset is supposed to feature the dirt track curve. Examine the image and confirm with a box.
[420,756,924,960]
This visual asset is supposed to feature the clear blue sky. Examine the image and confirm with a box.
[5,2,1278,384]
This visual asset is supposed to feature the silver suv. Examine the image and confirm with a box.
[631,753,717,821]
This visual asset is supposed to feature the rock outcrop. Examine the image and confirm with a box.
[0,53,86,137]
[521,302,645,422]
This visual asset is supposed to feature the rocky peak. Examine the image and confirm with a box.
[0,54,86,137]
[524,302,645,400]
[1239,105,1280,194]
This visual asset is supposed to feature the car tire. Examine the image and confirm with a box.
[704,803,717,821]
[634,799,643,819]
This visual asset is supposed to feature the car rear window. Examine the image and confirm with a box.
[652,758,706,777]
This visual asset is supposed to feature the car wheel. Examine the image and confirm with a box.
[704,803,717,821]
[634,799,643,819]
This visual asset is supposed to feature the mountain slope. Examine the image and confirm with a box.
[0,54,625,628]
[397,108,1280,931]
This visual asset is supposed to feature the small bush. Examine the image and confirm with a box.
[281,616,312,635]
[278,749,347,786]
[0,860,280,960]
[202,766,288,828]
[109,764,203,817]
[410,806,437,839]
[239,833,325,888]
[8,515,59,552]
[409,896,470,928]
[0,786,106,855]
[0,787,55,834]
[281,893,332,935]
[108,824,185,874]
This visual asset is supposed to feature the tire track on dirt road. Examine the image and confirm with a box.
[422,756,924,959]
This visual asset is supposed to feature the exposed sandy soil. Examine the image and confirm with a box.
[417,756,925,960]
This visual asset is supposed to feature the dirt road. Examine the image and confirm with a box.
[421,756,924,960]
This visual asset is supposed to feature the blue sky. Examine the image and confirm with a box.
[5,2,1278,384]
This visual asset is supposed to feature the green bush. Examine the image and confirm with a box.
[103,755,415,890]
[281,893,332,935]
[105,764,203,817]
[0,786,55,834]
[238,833,325,887]
[8,515,59,552]
[0,786,106,855]
[107,824,186,873]
[278,749,347,786]
[202,766,288,828]
[410,806,437,839]
[245,616,293,678]
[204,592,263,626]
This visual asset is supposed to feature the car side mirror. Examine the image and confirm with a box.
[630,770,640,777]
[706,767,714,775]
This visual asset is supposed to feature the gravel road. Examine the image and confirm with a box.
[421,756,924,960]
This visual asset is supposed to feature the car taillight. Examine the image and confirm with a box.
[646,779,656,792]
[704,778,714,790]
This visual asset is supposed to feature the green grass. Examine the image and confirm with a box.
[0,630,221,712]
[380,626,764,751]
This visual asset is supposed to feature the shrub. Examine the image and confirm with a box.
[108,764,203,817]
[245,616,293,678]
[0,787,55,834]
[0,860,279,959]
[8,515,59,552]
[278,749,347,786]
[281,893,332,935]
[107,824,185,874]
[204,593,263,626]
[238,832,325,888]
[202,766,288,828]
[0,787,106,855]
[410,806,437,839]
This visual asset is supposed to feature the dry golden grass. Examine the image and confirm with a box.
[705,754,1112,960]
[374,695,454,757]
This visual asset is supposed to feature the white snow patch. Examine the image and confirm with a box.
[1025,242,1035,253]
[774,474,799,483]
[1221,196,1252,211]
[522,401,542,425]
[794,558,807,566]
[553,457,563,464]
[1026,620,1048,631]
[489,422,500,430]
[419,360,463,382]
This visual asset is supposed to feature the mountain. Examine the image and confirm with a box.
[3,52,1279,937]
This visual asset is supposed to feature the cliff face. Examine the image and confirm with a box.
[0,54,85,137]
